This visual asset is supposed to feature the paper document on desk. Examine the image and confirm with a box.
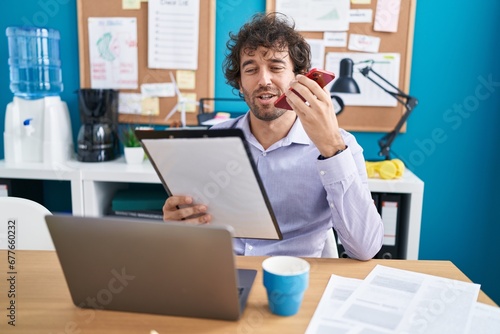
[305,274,363,333]
[466,302,500,333]
[306,265,483,334]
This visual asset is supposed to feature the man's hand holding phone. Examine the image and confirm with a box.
[274,68,335,110]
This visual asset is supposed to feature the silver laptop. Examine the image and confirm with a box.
[45,214,256,321]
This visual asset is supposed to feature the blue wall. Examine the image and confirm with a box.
[0,0,81,147]
[1,1,499,304]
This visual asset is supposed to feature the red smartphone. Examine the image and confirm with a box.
[274,68,336,110]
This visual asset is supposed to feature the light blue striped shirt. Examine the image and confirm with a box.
[212,112,383,260]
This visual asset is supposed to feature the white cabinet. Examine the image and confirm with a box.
[0,160,83,215]
[0,158,424,259]
[368,169,424,260]
[71,158,160,217]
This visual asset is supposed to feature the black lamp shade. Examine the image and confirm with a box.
[330,58,360,94]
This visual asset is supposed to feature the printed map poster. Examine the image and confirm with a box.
[88,17,138,89]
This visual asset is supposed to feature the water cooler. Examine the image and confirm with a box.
[3,26,73,164]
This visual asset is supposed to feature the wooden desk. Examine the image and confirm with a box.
[1,251,496,333]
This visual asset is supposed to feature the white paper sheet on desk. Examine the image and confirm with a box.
[466,302,500,333]
[305,274,363,333]
[141,137,280,239]
[306,265,482,334]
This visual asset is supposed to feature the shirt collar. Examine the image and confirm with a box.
[286,117,312,146]
[236,111,312,148]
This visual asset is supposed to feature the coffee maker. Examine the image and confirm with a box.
[76,89,119,162]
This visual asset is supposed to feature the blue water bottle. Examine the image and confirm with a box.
[6,26,63,99]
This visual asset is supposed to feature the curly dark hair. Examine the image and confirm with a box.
[223,12,311,91]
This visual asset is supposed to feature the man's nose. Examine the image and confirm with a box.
[257,69,273,87]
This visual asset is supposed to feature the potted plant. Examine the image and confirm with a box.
[120,126,145,164]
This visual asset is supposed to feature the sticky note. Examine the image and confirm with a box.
[176,70,196,90]
[178,93,197,113]
[141,97,160,116]
[122,0,141,10]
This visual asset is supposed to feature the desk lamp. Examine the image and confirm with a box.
[331,58,418,160]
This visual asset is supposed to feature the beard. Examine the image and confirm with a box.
[240,86,287,121]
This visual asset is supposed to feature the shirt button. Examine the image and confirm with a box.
[248,245,253,250]
[330,202,334,209]
[320,170,326,175]
[262,152,267,156]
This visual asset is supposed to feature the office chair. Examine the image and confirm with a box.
[0,197,55,250]
[321,229,339,258]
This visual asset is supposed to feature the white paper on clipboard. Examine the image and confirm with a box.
[137,130,282,240]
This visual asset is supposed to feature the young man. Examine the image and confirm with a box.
[163,13,383,260]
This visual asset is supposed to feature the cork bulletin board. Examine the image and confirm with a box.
[266,0,417,132]
[77,0,215,126]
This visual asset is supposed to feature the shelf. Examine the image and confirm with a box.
[0,159,424,259]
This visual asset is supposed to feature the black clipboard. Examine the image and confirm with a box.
[135,129,282,240]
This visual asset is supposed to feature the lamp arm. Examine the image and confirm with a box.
[359,66,411,104]
[378,97,418,159]
[358,65,419,160]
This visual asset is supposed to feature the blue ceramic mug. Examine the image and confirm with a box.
[262,256,310,316]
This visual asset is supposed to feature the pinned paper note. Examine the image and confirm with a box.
[324,32,348,47]
[178,93,197,113]
[141,83,175,97]
[141,97,160,116]
[351,0,371,4]
[148,0,200,70]
[275,0,350,32]
[374,0,401,32]
[350,9,372,23]
[122,0,141,10]
[176,70,196,90]
[306,39,326,70]
[326,52,400,107]
[348,34,380,53]
[88,17,138,89]
[119,93,142,114]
